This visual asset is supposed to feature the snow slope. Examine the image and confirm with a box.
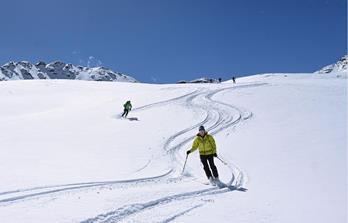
[0,73,346,223]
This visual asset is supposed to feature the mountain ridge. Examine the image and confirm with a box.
[315,55,347,74]
[0,60,138,82]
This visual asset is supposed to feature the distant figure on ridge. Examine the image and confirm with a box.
[232,76,236,84]
[121,100,132,118]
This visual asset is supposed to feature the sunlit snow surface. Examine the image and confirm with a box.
[0,72,346,223]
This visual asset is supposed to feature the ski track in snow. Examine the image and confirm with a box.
[0,89,203,204]
[0,83,266,222]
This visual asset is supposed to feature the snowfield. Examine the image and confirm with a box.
[0,72,346,223]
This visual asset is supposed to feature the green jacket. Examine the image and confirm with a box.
[124,101,132,110]
[189,133,216,155]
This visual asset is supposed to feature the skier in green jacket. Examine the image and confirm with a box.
[186,125,219,185]
[121,100,132,118]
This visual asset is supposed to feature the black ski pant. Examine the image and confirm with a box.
[200,154,219,179]
[121,109,129,117]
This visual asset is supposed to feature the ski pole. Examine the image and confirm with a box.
[216,156,228,166]
[181,154,188,174]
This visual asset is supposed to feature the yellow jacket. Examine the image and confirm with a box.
[190,133,216,155]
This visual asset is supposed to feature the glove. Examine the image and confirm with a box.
[213,153,217,157]
[186,150,191,155]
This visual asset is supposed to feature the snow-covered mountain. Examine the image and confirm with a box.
[315,55,348,74]
[0,61,138,82]
[177,77,222,83]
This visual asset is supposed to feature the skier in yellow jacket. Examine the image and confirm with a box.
[186,125,219,185]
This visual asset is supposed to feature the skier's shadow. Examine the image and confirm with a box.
[126,117,139,121]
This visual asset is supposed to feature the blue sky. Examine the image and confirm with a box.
[0,0,346,83]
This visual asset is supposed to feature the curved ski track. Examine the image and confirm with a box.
[0,83,266,222]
